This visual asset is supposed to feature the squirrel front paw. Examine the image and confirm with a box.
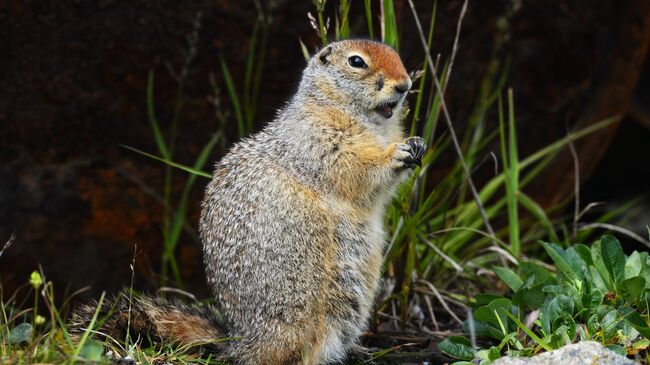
[392,136,427,170]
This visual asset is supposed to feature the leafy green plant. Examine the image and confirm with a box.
[442,235,650,363]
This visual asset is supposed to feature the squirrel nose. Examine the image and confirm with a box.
[394,79,412,94]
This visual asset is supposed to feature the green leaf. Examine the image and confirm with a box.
[8,323,32,345]
[638,252,650,288]
[619,317,640,341]
[592,241,615,291]
[519,261,554,284]
[619,277,646,303]
[587,314,600,335]
[601,309,618,341]
[437,336,475,360]
[473,293,504,307]
[587,288,604,308]
[549,294,575,317]
[474,298,513,331]
[464,318,504,340]
[494,266,523,292]
[601,235,626,286]
[541,294,574,335]
[626,251,643,279]
[564,247,588,278]
[79,340,104,361]
[620,306,650,339]
[487,346,501,360]
[589,265,609,292]
[552,315,576,339]
[513,285,546,310]
[540,241,578,281]
[573,244,594,266]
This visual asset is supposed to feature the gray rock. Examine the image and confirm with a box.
[493,341,637,365]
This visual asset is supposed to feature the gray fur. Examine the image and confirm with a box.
[199,39,423,364]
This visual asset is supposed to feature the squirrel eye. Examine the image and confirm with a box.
[348,55,368,69]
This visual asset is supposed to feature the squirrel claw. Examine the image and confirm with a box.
[406,136,427,167]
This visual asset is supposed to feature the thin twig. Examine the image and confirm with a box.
[126,243,138,345]
[157,287,199,303]
[440,0,468,96]
[0,233,15,260]
[383,216,404,263]
[419,234,463,272]
[407,0,497,241]
[577,201,606,221]
[484,245,518,265]
[376,311,419,331]
[416,280,463,325]
[466,307,477,348]
[579,223,650,248]
[390,300,399,330]
[420,327,465,337]
[422,294,439,331]
[568,134,580,241]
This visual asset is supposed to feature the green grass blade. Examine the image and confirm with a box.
[121,145,212,178]
[219,56,245,137]
[70,292,106,363]
[381,0,399,49]
[243,19,260,125]
[364,0,374,38]
[299,38,311,62]
[410,0,437,135]
[146,71,170,159]
[166,132,221,249]
[250,16,270,134]
[315,0,328,46]
[506,89,520,257]
[518,192,559,243]
[337,0,351,39]
[470,116,620,217]
[502,310,553,351]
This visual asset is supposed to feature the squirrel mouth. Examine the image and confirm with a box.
[374,101,398,119]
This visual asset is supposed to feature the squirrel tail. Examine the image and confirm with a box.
[69,290,227,352]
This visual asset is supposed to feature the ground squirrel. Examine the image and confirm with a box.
[71,39,427,364]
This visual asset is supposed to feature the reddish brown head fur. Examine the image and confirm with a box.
[351,40,409,81]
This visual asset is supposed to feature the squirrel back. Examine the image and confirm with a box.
[71,39,426,365]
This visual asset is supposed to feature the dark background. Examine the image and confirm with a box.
[1,0,649,302]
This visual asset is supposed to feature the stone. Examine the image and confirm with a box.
[493,342,636,365]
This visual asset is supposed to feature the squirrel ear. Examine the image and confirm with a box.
[318,46,332,65]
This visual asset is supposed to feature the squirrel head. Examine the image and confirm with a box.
[305,39,411,123]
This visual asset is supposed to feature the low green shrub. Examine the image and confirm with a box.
[440,234,650,364]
